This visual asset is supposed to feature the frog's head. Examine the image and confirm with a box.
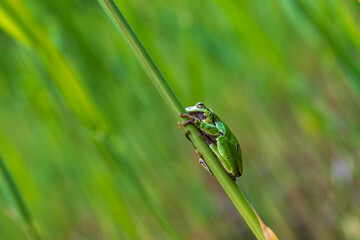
[186,102,214,123]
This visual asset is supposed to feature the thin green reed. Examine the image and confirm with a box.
[0,154,41,240]
[97,1,266,239]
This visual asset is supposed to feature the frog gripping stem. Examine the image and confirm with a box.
[98,0,270,237]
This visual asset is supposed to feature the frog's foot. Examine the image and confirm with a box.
[196,150,213,174]
[198,156,213,175]
[177,122,183,129]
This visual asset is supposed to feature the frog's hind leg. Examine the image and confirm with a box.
[179,113,197,126]
[185,131,213,175]
[183,134,213,175]
[208,144,237,181]
[177,118,214,176]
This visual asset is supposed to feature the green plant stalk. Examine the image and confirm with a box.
[0,154,41,240]
[97,1,266,239]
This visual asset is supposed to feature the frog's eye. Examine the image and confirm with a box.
[196,102,205,108]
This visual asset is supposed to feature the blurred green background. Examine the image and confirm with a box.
[0,0,359,239]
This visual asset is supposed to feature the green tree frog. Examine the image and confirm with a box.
[179,102,243,179]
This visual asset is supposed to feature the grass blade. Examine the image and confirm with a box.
[0,154,41,240]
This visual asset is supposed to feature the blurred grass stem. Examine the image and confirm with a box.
[98,0,266,239]
[0,154,41,240]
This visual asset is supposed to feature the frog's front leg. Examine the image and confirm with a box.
[179,112,220,136]
[179,112,200,127]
